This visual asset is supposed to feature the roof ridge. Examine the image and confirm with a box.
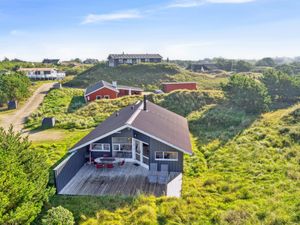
[125,101,143,125]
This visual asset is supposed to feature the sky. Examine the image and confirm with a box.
[0,0,299,61]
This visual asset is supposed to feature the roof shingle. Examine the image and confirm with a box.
[70,100,192,155]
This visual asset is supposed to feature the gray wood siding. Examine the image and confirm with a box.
[54,146,87,193]
[91,128,133,158]
[149,138,183,172]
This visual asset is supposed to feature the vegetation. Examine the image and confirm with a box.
[27,74,300,224]
[40,103,300,225]
[222,74,271,113]
[261,69,300,102]
[255,57,276,67]
[65,63,228,90]
[26,88,142,129]
[42,206,75,225]
[0,127,52,224]
[0,64,296,224]
[26,88,223,130]
[0,72,31,105]
[0,59,92,76]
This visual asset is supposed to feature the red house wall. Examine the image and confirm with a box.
[163,83,197,93]
[118,89,143,97]
[86,88,118,102]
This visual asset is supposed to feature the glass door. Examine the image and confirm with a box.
[135,141,141,162]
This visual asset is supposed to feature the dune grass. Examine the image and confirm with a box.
[65,63,228,91]
[30,86,300,224]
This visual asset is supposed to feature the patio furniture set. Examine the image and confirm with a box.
[93,157,125,169]
[147,163,169,184]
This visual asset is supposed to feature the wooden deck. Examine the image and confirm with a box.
[59,163,167,196]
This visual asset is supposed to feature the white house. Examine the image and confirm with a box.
[18,68,66,80]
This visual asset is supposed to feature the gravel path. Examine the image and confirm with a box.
[0,82,55,132]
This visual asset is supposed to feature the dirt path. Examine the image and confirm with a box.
[0,82,55,132]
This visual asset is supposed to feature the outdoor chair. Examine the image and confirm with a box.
[107,163,114,169]
[148,163,158,184]
[96,163,105,169]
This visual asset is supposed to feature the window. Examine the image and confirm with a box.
[112,144,132,151]
[96,95,102,100]
[91,143,110,152]
[112,137,132,152]
[104,95,110,99]
[155,151,178,161]
[44,71,51,75]
[112,137,131,143]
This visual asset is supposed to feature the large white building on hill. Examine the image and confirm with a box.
[18,68,66,80]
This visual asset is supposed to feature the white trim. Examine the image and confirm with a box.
[84,85,119,97]
[132,137,149,145]
[53,152,76,171]
[126,103,143,125]
[90,143,110,152]
[155,151,178,161]
[104,95,110,99]
[69,125,128,153]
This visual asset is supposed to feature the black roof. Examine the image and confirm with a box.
[42,59,60,64]
[85,80,143,96]
[85,80,118,95]
[70,101,192,155]
[108,54,163,60]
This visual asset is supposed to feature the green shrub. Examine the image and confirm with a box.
[42,206,74,225]
[222,74,271,113]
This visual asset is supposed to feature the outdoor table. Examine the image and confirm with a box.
[94,157,122,165]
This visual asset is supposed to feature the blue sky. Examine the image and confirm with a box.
[0,0,299,61]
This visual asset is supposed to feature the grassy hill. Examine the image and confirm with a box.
[29,88,300,224]
[26,88,223,130]
[65,63,228,91]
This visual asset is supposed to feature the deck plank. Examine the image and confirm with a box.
[59,163,168,196]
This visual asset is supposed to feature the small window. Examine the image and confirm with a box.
[96,95,102,100]
[104,95,110,99]
[155,151,178,161]
[91,143,110,152]
[113,144,120,151]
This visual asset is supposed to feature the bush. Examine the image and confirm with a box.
[42,206,74,225]
[0,127,51,224]
[222,74,271,113]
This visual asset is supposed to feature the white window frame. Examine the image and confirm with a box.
[155,151,178,161]
[90,143,110,152]
[112,143,132,152]
[96,95,102,100]
[104,95,110,99]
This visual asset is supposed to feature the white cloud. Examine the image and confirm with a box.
[168,0,255,8]
[81,10,142,24]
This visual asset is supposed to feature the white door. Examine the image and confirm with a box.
[133,139,149,169]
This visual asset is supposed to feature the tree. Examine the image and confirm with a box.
[256,57,275,67]
[261,69,300,102]
[222,74,271,113]
[235,60,253,72]
[42,206,75,225]
[0,127,51,224]
[214,58,233,71]
[0,73,31,101]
